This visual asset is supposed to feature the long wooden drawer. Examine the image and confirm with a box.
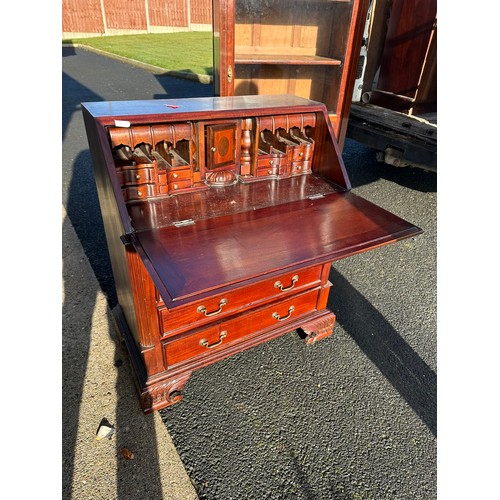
[158,264,323,338]
[163,287,321,367]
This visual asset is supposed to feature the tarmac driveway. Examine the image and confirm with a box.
[62,45,436,500]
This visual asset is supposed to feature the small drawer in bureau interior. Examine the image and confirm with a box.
[167,167,191,183]
[257,155,281,169]
[168,179,192,192]
[290,161,312,175]
[291,144,307,161]
[163,287,321,366]
[158,265,323,338]
[117,166,154,186]
[257,165,278,177]
[122,184,156,202]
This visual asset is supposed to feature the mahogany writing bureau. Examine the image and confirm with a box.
[82,94,422,414]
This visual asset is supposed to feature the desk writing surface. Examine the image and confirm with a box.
[135,191,422,303]
[126,174,342,231]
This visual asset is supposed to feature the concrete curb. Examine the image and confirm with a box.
[65,43,213,85]
[62,204,198,500]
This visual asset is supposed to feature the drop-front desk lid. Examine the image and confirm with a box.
[131,187,422,306]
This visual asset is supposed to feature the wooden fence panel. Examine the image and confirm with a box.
[191,0,212,24]
[62,0,212,36]
[103,0,147,30]
[62,0,104,34]
[148,0,188,28]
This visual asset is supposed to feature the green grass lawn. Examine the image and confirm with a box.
[63,32,213,76]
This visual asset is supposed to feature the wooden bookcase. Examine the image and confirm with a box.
[213,0,370,147]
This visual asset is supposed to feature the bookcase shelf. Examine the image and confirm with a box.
[235,54,343,66]
[213,0,370,148]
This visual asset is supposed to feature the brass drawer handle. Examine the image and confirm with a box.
[274,275,299,291]
[197,298,228,317]
[272,306,295,322]
[200,331,227,349]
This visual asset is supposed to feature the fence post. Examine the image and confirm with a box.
[144,0,151,33]
[186,0,191,30]
[99,0,108,35]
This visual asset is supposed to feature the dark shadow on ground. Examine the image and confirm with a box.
[342,137,437,193]
[62,72,163,499]
[329,267,437,436]
[62,44,77,56]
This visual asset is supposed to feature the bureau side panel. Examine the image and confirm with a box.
[312,110,351,190]
[82,108,140,346]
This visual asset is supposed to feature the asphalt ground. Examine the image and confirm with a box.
[62,44,437,499]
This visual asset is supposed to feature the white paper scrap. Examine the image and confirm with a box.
[114,120,131,128]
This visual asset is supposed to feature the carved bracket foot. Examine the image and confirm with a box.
[300,312,336,345]
[139,372,192,413]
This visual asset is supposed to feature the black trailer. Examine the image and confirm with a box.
[347,0,437,172]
